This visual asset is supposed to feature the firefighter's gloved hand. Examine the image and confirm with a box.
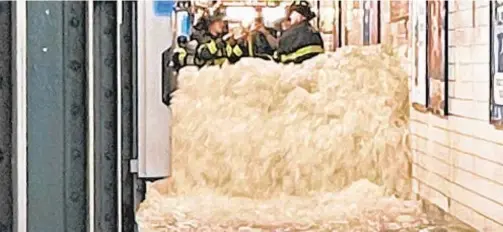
[215,38,226,49]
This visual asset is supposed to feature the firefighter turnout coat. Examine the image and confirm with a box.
[274,21,324,64]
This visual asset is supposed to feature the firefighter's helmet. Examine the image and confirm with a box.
[289,0,315,21]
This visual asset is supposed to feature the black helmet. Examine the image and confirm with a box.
[290,0,315,21]
[177,35,188,46]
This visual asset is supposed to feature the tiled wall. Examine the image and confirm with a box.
[404,0,503,230]
[330,0,503,229]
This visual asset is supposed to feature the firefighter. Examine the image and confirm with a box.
[225,33,247,64]
[196,14,229,66]
[274,0,324,64]
[197,13,245,66]
[248,16,279,60]
[172,35,189,71]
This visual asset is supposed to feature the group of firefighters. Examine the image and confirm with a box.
[171,0,325,70]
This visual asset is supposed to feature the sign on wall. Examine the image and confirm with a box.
[411,0,427,107]
[363,0,380,45]
[427,0,448,116]
[491,1,503,126]
[153,0,174,16]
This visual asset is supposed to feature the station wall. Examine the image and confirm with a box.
[390,0,503,231]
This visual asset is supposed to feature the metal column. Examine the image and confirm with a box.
[119,1,138,231]
[93,1,138,231]
[1,1,139,231]
[92,1,119,231]
[26,1,88,231]
[0,1,14,231]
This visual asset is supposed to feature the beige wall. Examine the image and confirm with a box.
[336,0,503,230]
[404,0,503,231]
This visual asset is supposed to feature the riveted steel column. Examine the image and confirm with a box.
[93,1,119,231]
[120,1,138,231]
[25,1,88,232]
[0,1,14,231]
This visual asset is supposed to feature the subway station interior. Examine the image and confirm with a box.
[1,0,503,231]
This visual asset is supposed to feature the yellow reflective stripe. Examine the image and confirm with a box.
[280,45,324,62]
[233,46,243,57]
[207,40,218,54]
[198,40,218,55]
[226,44,233,57]
[174,48,187,64]
[174,48,186,54]
[178,53,187,64]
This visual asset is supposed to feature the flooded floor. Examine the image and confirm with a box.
[136,180,477,232]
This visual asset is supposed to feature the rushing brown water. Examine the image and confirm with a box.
[136,46,475,232]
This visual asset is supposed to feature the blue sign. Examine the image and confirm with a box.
[154,0,174,17]
[180,12,191,36]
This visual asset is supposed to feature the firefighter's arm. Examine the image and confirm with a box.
[226,39,246,57]
[233,41,246,57]
[197,39,226,60]
[173,48,187,66]
[224,42,243,64]
[259,27,279,49]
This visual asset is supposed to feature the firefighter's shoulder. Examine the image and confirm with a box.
[307,25,319,33]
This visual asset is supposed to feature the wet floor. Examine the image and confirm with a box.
[137,180,478,232]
